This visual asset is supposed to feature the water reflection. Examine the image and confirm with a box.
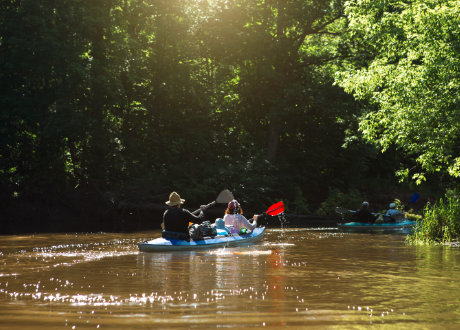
[0,229,458,328]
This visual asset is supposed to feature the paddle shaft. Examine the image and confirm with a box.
[336,207,381,216]
[255,201,285,219]
[192,201,215,215]
[191,189,234,215]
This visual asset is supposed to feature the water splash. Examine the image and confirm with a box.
[277,213,288,229]
[268,243,294,247]
[233,250,272,255]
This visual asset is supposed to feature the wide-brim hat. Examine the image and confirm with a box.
[166,192,185,206]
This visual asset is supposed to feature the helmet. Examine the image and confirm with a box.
[228,199,239,210]
[362,201,369,207]
[389,203,396,209]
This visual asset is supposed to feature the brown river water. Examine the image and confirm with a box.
[0,228,459,329]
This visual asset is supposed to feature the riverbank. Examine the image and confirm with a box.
[0,186,436,235]
[1,201,340,234]
[2,185,344,234]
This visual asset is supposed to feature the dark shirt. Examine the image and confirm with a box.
[163,207,205,234]
[353,208,376,223]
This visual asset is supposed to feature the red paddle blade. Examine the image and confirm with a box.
[266,201,284,216]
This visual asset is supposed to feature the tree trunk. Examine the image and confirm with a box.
[267,116,281,161]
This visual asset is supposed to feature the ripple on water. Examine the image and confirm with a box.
[0,230,458,328]
[266,243,295,247]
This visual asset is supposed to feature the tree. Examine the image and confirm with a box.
[0,0,90,194]
[197,0,347,161]
[336,0,460,183]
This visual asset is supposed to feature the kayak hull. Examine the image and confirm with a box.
[138,227,265,252]
[337,220,417,234]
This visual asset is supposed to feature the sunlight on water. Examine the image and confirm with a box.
[0,229,458,328]
[266,243,295,246]
[232,250,272,255]
[208,248,234,256]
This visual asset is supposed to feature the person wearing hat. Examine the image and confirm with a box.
[223,200,257,234]
[385,202,404,222]
[162,192,206,239]
[353,201,377,223]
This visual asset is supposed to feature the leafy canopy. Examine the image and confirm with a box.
[336,0,460,183]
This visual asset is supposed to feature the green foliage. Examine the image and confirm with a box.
[405,212,423,222]
[336,0,460,183]
[316,188,363,216]
[292,186,310,215]
[392,198,404,212]
[408,189,460,244]
[2,0,448,232]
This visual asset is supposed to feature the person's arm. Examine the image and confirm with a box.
[161,210,168,230]
[239,214,257,230]
[183,206,206,223]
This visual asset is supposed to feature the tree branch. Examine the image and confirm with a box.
[293,13,344,54]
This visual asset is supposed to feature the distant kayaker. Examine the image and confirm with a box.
[385,203,404,222]
[223,200,257,234]
[162,192,206,239]
[353,201,377,223]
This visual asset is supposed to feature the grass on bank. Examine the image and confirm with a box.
[407,190,460,245]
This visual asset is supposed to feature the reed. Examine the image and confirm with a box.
[408,191,460,244]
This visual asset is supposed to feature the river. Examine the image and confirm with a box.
[0,228,459,329]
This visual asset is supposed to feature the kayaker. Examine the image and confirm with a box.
[223,200,257,234]
[162,191,206,239]
[353,201,377,223]
[385,203,404,222]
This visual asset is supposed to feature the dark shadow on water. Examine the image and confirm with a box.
[264,213,340,229]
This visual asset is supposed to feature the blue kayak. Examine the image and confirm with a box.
[338,220,418,234]
[138,227,266,252]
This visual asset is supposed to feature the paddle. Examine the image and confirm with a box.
[410,192,420,204]
[335,206,354,216]
[265,201,285,216]
[335,206,383,216]
[251,201,285,227]
[405,192,420,210]
[191,189,234,215]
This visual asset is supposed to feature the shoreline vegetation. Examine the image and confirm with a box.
[2,188,459,248]
[407,190,460,246]
[1,183,428,235]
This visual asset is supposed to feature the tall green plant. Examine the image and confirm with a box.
[408,190,460,244]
